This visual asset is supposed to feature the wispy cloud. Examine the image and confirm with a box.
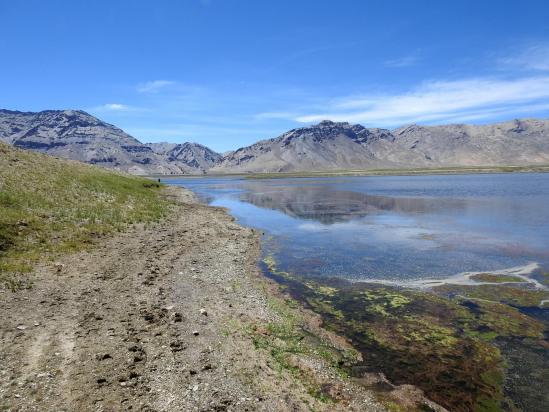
[384,54,420,68]
[498,43,549,72]
[294,76,549,126]
[136,80,176,93]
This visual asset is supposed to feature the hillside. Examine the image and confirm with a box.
[147,141,222,171]
[0,141,170,286]
[0,110,219,175]
[212,119,549,173]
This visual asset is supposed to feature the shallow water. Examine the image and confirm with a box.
[166,173,549,284]
[166,173,549,410]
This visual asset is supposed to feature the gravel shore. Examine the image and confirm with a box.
[0,186,386,411]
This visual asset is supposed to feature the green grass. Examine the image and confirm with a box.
[0,143,171,287]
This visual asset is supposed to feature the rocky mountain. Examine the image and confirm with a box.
[147,142,222,171]
[1,109,548,175]
[211,119,549,173]
[0,109,219,174]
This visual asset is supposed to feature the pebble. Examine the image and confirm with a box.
[16,325,27,330]
[192,330,199,336]
[200,309,207,316]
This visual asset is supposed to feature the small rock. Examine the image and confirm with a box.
[16,325,27,330]
[200,309,208,316]
[169,340,185,352]
[192,330,199,336]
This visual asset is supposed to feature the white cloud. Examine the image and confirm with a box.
[136,80,176,93]
[294,76,549,126]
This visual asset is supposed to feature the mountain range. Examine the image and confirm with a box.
[1,109,548,174]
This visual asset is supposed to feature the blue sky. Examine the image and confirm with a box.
[1,0,549,152]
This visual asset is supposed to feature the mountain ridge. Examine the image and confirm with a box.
[211,118,549,173]
[1,109,549,174]
[0,109,220,174]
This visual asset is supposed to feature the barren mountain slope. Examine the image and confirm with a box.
[0,110,220,175]
[212,119,549,173]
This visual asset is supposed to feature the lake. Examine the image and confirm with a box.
[165,172,549,411]
[165,173,549,285]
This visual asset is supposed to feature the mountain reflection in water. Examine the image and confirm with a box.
[168,174,549,282]
[239,184,466,224]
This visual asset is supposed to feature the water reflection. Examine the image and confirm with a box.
[167,174,549,282]
[239,184,467,224]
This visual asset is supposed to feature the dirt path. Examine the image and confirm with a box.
[0,187,385,411]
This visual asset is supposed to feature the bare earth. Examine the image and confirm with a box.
[0,187,387,411]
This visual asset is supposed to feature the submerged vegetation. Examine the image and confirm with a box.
[0,142,171,287]
[262,253,549,412]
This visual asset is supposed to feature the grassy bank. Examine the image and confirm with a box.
[0,142,171,288]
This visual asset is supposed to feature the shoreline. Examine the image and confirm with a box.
[3,186,423,411]
[147,163,549,180]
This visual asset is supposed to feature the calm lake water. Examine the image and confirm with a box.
[165,173,549,284]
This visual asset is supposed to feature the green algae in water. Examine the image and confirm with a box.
[262,255,548,412]
[469,273,529,283]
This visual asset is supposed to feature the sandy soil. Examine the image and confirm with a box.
[0,187,386,411]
